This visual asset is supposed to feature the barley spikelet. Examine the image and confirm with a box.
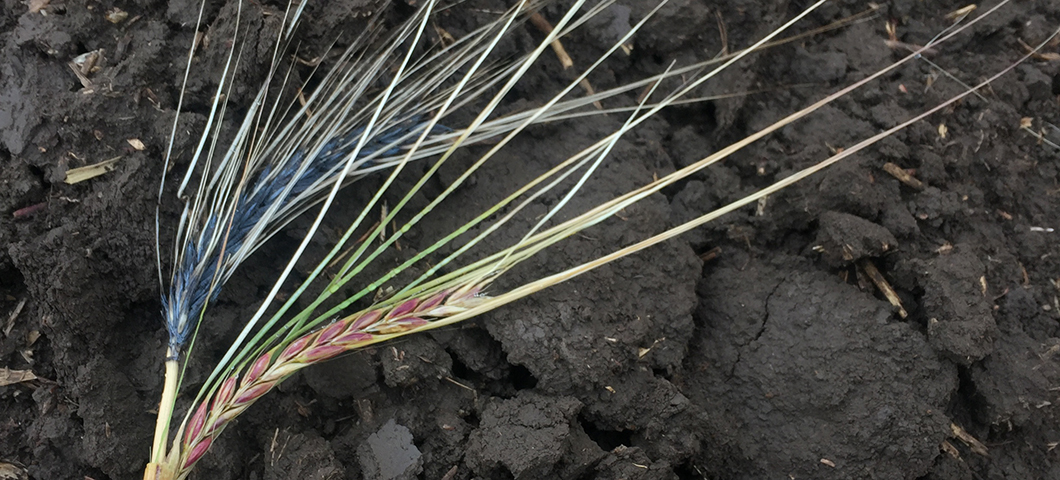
[173,283,487,476]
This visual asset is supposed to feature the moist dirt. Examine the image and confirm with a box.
[2,0,1060,479]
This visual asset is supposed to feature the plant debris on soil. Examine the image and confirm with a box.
[2,0,1060,479]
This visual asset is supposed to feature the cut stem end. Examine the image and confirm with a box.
[149,354,180,468]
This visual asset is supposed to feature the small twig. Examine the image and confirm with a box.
[951,423,990,457]
[12,202,47,219]
[1019,117,1060,151]
[269,428,279,461]
[3,298,27,338]
[379,202,389,242]
[579,79,603,110]
[941,439,961,459]
[858,259,908,318]
[528,12,603,109]
[444,376,476,392]
[714,11,729,57]
[528,13,573,69]
[755,196,768,216]
[699,246,721,262]
[636,80,658,104]
[882,162,924,190]
[296,89,313,118]
[1017,38,1060,61]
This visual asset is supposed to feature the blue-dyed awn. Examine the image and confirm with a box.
[162,119,431,357]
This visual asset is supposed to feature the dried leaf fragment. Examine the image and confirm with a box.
[941,440,961,459]
[64,156,122,184]
[945,5,976,21]
[105,7,128,23]
[0,367,37,387]
[950,422,990,457]
[0,462,27,480]
[73,49,104,75]
[127,138,146,151]
[28,0,50,14]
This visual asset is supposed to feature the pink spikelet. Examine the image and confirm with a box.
[386,298,420,320]
[349,309,383,331]
[234,382,274,405]
[213,377,239,411]
[183,401,208,446]
[334,331,372,345]
[276,336,311,363]
[298,344,346,363]
[372,317,428,334]
[183,437,212,469]
[417,290,449,312]
[174,282,492,476]
[316,321,347,344]
[242,353,272,386]
[208,408,242,433]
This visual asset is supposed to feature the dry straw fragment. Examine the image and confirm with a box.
[0,367,37,387]
[64,156,122,184]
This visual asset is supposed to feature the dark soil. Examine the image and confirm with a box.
[3,0,1060,479]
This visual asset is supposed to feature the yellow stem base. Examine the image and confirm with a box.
[147,354,180,479]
